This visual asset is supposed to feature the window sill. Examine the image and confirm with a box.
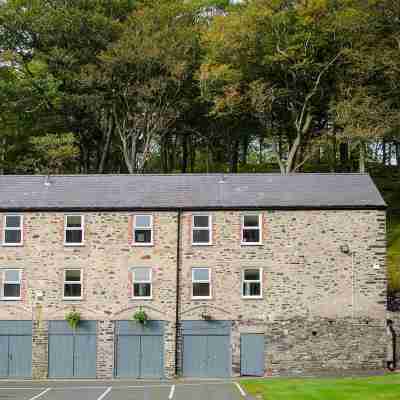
[191,242,213,246]
[132,243,154,247]
[64,243,85,247]
[2,243,23,247]
[192,296,212,300]
[131,297,153,300]
[242,296,263,300]
[63,297,82,301]
[240,242,263,246]
[1,297,21,301]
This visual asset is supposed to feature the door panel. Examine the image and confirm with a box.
[140,336,163,378]
[207,335,230,378]
[49,335,74,378]
[116,335,141,378]
[8,335,32,378]
[74,334,96,378]
[240,334,265,376]
[0,336,9,377]
[183,335,208,377]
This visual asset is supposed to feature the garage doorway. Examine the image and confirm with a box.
[115,320,164,378]
[0,321,32,378]
[182,320,231,378]
[48,320,97,378]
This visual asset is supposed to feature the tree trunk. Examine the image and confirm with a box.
[396,141,400,169]
[0,136,6,174]
[340,142,348,171]
[98,116,113,173]
[230,139,239,173]
[259,137,263,164]
[181,134,188,173]
[359,141,366,173]
[382,139,387,165]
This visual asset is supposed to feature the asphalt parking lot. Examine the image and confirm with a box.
[0,380,252,400]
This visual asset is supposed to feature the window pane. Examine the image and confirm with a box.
[6,216,21,228]
[244,269,260,281]
[64,283,82,297]
[65,270,81,282]
[66,216,82,228]
[4,230,21,244]
[193,229,210,243]
[193,215,209,228]
[135,215,151,228]
[133,283,151,297]
[134,229,152,243]
[243,229,260,243]
[193,282,210,297]
[66,229,83,243]
[193,268,209,281]
[134,268,150,282]
[4,283,20,298]
[243,215,259,227]
[5,270,20,282]
[243,282,261,297]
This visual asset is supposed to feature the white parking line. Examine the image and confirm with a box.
[168,384,175,400]
[97,387,112,400]
[29,388,51,400]
[234,382,246,397]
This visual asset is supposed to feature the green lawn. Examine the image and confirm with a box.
[241,374,400,400]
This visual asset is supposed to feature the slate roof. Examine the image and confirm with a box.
[0,174,386,211]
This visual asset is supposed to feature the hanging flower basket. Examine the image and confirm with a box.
[65,310,81,330]
[132,309,148,325]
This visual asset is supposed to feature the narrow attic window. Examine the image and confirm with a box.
[64,215,84,245]
[133,215,153,245]
[192,214,212,245]
[241,214,262,245]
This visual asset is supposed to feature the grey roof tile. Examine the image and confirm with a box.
[0,173,386,210]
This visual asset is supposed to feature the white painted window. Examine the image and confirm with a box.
[133,215,153,245]
[241,214,262,245]
[242,268,262,298]
[132,267,152,298]
[192,267,211,298]
[63,269,82,299]
[3,215,23,246]
[192,214,212,245]
[2,269,21,300]
[64,215,84,245]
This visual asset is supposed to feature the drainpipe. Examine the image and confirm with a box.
[351,251,356,320]
[175,209,182,377]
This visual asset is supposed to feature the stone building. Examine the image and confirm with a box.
[0,174,387,379]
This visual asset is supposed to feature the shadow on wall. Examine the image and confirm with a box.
[387,314,399,369]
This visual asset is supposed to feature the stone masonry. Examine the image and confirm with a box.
[0,208,387,378]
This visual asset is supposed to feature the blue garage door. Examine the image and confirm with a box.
[240,333,265,376]
[0,321,32,378]
[48,321,97,378]
[115,320,164,378]
[182,321,231,378]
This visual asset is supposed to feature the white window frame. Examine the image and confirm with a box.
[1,269,22,300]
[132,215,154,246]
[241,268,263,299]
[64,215,84,246]
[191,214,212,246]
[63,269,82,300]
[132,267,153,299]
[3,215,23,246]
[192,267,212,299]
[241,214,262,245]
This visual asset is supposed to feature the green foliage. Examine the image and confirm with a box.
[65,310,81,330]
[132,309,148,325]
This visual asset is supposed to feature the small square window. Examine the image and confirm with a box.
[242,268,262,298]
[192,215,212,245]
[65,215,84,245]
[64,269,82,299]
[132,267,152,298]
[133,215,153,245]
[3,215,23,245]
[192,267,211,298]
[2,269,21,299]
[241,214,262,245]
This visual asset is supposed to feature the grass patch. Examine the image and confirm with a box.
[241,375,400,400]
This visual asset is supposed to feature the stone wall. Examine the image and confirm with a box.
[0,209,388,378]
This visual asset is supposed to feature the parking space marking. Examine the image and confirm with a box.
[97,386,112,400]
[234,382,246,397]
[29,388,51,400]
[168,384,175,399]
